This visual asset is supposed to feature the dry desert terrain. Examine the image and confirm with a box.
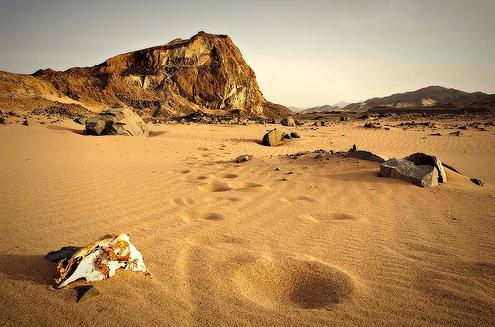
[1,117,494,326]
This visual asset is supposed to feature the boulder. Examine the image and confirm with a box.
[85,108,149,136]
[261,129,283,146]
[378,158,439,187]
[403,152,447,183]
[280,117,295,127]
[348,150,386,163]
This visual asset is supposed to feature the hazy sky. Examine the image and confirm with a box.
[0,0,494,107]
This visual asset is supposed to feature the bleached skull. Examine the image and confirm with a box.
[54,233,147,289]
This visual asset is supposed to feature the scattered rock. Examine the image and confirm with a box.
[348,150,387,163]
[340,116,349,122]
[470,178,485,186]
[280,117,296,127]
[22,119,29,126]
[234,154,252,163]
[320,121,326,126]
[378,158,439,187]
[73,117,87,125]
[85,107,149,136]
[429,133,441,136]
[458,125,467,130]
[282,131,301,140]
[364,122,380,129]
[45,246,81,263]
[358,113,371,120]
[76,286,100,303]
[449,131,462,136]
[261,129,283,147]
[403,152,447,183]
[0,117,4,124]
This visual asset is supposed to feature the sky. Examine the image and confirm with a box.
[0,0,494,107]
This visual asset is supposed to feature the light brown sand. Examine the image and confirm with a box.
[0,120,494,326]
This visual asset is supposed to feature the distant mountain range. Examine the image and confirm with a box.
[295,101,350,114]
[343,86,494,112]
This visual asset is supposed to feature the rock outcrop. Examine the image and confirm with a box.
[85,107,149,136]
[0,32,291,119]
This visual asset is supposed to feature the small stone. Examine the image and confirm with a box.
[76,286,100,303]
[429,133,441,136]
[470,178,485,186]
[234,154,252,163]
[450,131,462,136]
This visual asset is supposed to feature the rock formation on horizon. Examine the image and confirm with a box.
[343,86,495,112]
[0,31,291,119]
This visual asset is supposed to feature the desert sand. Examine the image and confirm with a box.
[1,119,494,326]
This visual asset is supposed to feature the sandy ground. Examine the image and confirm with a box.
[0,119,494,326]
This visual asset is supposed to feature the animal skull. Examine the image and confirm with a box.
[54,233,147,289]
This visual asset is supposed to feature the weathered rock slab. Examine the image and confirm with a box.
[404,152,447,183]
[378,158,439,187]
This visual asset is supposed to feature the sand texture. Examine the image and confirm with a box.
[1,119,494,326]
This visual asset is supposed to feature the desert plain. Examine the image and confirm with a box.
[1,114,494,326]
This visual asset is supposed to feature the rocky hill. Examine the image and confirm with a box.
[344,86,494,112]
[0,32,290,119]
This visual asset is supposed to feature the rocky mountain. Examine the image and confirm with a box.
[0,31,290,119]
[344,86,494,112]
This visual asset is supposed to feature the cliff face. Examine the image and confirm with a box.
[1,32,290,118]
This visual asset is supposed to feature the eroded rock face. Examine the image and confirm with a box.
[32,32,290,118]
[85,107,149,136]
[261,129,283,147]
[54,233,147,289]
[378,158,439,187]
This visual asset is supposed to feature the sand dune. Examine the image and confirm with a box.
[0,120,494,326]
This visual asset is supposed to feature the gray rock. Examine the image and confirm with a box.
[403,152,447,183]
[235,154,253,163]
[45,246,81,262]
[85,107,149,136]
[378,158,439,187]
[348,150,387,163]
[261,129,283,146]
[280,117,295,127]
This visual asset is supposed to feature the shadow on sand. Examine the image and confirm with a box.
[0,254,56,286]
[46,125,84,135]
